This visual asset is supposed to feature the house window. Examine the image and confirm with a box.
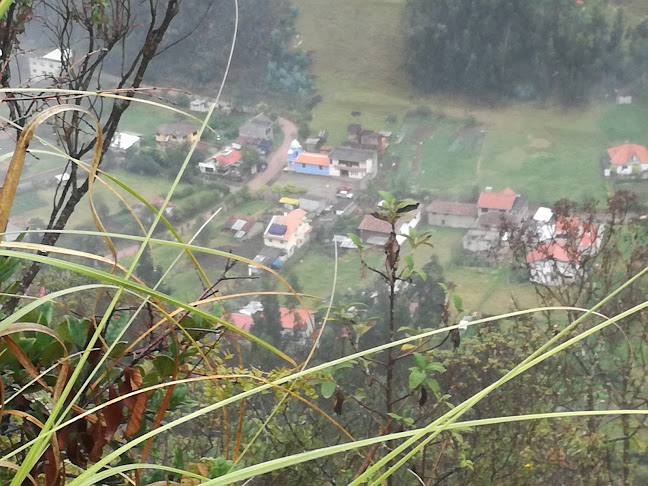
[302,163,306,168]
[318,165,323,170]
[441,219,445,225]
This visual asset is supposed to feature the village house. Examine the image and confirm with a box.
[328,147,377,179]
[28,48,71,78]
[603,143,648,177]
[526,241,582,286]
[198,147,243,177]
[109,132,141,155]
[357,210,421,246]
[477,187,528,219]
[552,217,603,255]
[294,152,331,176]
[239,113,274,140]
[462,228,509,262]
[280,307,316,343]
[263,208,312,257]
[225,215,256,239]
[155,121,199,147]
[427,200,478,228]
[248,247,284,276]
[345,124,387,153]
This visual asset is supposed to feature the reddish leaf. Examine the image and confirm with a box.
[103,386,123,442]
[125,393,147,438]
[119,368,143,409]
[87,421,108,463]
[44,447,64,486]
[333,387,344,416]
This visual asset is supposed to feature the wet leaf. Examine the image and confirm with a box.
[320,380,336,399]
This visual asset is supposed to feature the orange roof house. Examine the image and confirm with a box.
[478,188,517,211]
[263,209,312,257]
[607,144,648,166]
[526,241,579,264]
[279,308,316,330]
[295,152,330,166]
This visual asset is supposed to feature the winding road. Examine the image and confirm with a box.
[248,117,296,191]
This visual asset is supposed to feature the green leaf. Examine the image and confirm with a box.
[320,381,336,399]
[387,412,402,420]
[413,269,427,281]
[37,302,53,326]
[409,370,426,390]
[378,191,394,204]
[403,254,414,270]
[453,294,463,312]
[413,352,426,371]
[426,378,440,394]
[347,233,362,247]
[66,316,89,350]
[173,445,185,471]
[153,355,176,379]
[438,282,448,292]
[426,362,446,373]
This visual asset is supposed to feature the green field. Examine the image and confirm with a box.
[297,0,648,207]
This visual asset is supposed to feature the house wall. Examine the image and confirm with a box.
[427,213,476,228]
[528,260,579,286]
[29,58,61,77]
[294,163,330,176]
[240,124,273,140]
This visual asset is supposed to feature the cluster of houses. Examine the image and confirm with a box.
[228,302,316,346]
[423,186,604,285]
[425,187,528,263]
[284,124,392,181]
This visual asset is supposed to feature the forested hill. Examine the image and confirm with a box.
[405,0,648,104]
[125,0,312,96]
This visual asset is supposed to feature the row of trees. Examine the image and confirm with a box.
[405,0,647,104]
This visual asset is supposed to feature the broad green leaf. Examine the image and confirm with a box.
[453,294,463,312]
[320,381,336,399]
[426,379,440,394]
[347,233,362,247]
[413,352,426,371]
[408,370,426,390]
[403,254,414,270]
[378,191,394,203]
[153,355,176,379]
[426,362,446,373]
[414,269,427,281]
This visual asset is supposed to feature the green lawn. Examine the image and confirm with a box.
[118,102,188,135]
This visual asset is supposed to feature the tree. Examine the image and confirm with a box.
[261,293,283,346]
[240,145,260,174]
[1,0,189,313]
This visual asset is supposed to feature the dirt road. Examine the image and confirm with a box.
[248,117,297,191]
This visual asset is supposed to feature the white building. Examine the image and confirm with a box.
[263,209,312,257]
[29,49,71,78]
[328,147,377,179]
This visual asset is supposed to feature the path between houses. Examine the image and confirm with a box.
[248,117,297,191]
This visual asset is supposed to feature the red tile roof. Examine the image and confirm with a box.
[555,217,599,248]
[478,188,517,211]
[265,209,308,241]
[147,197,177,208]
[526,242,580,264]
[427,200,477,217]
[607,144,648,166]
[296,152,330,167]
[215,148,242,165]
[230,313,254,333]
[280,308,315,330]
[358,214,392,234]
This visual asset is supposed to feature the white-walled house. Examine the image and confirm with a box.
[328,147,377,179]
[605,144,648,177]
[263,209,312,257]
[28,49,71,78]
[526,242,582,286]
